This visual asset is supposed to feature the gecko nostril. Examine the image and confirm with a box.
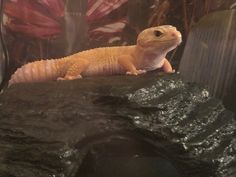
[171,32,181,38]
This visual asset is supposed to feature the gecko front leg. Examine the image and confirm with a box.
[57,59,90,80]
[118,55,146,75]
[162,58,175,73]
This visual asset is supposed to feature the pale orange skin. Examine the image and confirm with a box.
[9,25,182,86]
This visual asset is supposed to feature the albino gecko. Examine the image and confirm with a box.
[9,25,182,86]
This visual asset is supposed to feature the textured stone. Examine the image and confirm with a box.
[0,72,235,177]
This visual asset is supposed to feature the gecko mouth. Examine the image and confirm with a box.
[138,38,182,49]
[158,38,182,44]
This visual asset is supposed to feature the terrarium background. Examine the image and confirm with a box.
[2,0,236,77]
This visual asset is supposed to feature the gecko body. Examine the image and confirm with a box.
[9,25,182,86]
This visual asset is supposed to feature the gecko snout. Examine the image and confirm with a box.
[169,31,182,46]
[171,31,181,38]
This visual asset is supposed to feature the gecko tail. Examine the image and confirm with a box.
[8,60,60,86]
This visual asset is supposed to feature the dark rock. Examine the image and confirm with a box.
[0,72,235,177]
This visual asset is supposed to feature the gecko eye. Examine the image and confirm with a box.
[154,30,163,37]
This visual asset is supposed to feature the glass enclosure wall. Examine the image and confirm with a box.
[0,0,7,87]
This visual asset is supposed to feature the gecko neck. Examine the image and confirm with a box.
[134,45,167,70]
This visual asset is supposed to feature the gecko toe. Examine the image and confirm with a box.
[126,71,138,75]
[57,77,65,81]
[137,70,146,74]
[65,75,82,80]
[165,69,175,74]
[57,75,82,81]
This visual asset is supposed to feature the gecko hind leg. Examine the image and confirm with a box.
[57,59,90,81]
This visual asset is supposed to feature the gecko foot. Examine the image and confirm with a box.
[57,75,82,81]
[164,69,175,74]
[126,69,146,75]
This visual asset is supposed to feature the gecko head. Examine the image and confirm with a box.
[137,25,182,53]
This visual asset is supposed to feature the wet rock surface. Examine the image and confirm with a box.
[0,72,235,177]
